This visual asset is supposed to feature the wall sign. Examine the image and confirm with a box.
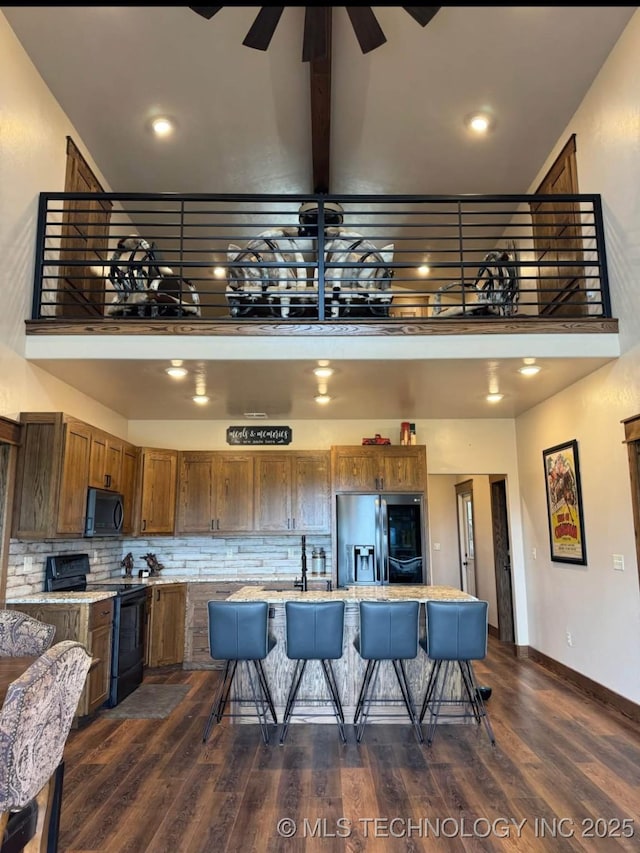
[226,426,292,446]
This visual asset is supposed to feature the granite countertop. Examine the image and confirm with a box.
[7,590,118,605]
[226,584,475,603]
[88,575,314,587]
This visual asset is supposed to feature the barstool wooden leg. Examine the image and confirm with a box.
[279,660,307,745]
[392,659,423,744]
[255,659,278,724]
[355,660,381,743]
[321,659,347,743]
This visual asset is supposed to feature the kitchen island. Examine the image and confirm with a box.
[225,584,476,727]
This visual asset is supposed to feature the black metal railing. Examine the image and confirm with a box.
[31,192,612,323]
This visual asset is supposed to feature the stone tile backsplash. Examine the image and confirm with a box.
[6,534,332,597]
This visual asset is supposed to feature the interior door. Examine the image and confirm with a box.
[490,477,515,642]
[456,482,476,595]
[59,136,112,318]
[529,134,586,317]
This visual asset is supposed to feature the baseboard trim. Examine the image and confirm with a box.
[488,624,499,639]
[528,647,640,724]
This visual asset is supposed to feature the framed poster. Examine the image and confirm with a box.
[542,439,587,565]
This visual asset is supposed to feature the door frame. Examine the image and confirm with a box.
[455,480,475,595]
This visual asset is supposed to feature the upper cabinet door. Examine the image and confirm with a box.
[57,420,92,534]
[89,431,123,492]
[331,448,379,492]
[254,455,292,531]
[214,454,254,532]
[331,446,426,493]
[177,452,254,533]
[177,452,215,534]
[120,444,139,535]
[139,449,178,534]
[292,452,330,533]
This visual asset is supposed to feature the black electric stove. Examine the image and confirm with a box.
[45,553,146,707]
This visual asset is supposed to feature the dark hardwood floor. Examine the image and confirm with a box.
[60,639,640,852]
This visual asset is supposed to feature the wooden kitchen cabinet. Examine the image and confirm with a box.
[86,599,115,713]
[12,412,92,538]
[120,443,139,535]
[183,582,243,668]
[8,597,114,718]
[331,445,427,493]
[89,430,123,492]
[12,412,138,539]
[176,451,253,534]
[254,451,330,533]
[138,448,178,534]
[145,583,186,667]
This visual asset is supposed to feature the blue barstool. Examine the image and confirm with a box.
[202,600,278,745]
[353,600,423,743]
[419,599,496,746]
[280,601,346,744]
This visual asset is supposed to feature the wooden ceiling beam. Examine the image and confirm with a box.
[309,7,332,193]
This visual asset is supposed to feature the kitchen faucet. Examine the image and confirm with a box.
[293,535,308,592]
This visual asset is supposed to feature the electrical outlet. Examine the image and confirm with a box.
[93,550,99,562]
[565,629,573,647]
[532,546,537,560]
[612,554,624,572]
[433,542,441,551]
[23,555,33,570]
[225,548,234,559]
[287,548,296,559]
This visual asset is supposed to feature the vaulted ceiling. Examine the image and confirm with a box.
[3,6,634,420]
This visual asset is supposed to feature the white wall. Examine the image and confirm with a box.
[0,14,128,438]
[426,474,460,589]
[516,11,640,703]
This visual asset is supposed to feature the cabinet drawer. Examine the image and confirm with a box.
[90,598,114,630]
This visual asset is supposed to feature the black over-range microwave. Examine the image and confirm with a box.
[85,487,124,537]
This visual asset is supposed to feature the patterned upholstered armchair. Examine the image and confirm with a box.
[0,609,56,657]
[0,641,92,850]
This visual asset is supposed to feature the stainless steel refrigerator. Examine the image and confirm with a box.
[336,493,426,586]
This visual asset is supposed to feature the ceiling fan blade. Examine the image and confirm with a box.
[189,7,223,21]
[346,7,386,54]
[243,7,285,51]
[303,7,330,63]
[403,7,441,28]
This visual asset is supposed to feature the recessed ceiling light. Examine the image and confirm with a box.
[314,394,331,405]
[193,394,209,405]
[313,367,334,378]
[466,112,493,135]
[165,366,188,378]
[213,266,226,278]
[486,393,504,403]
[518,365,541,376]
[151,116,174,137]
[417,265,430,276]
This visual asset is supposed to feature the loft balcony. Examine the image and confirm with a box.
[26,192,618,340]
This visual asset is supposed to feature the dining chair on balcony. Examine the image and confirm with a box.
[353,600,423,743]
[419,600,496,746]
[0,640,92,853]
[280,601,346,744]
[0,610,56,657]
[202,601,278,745]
